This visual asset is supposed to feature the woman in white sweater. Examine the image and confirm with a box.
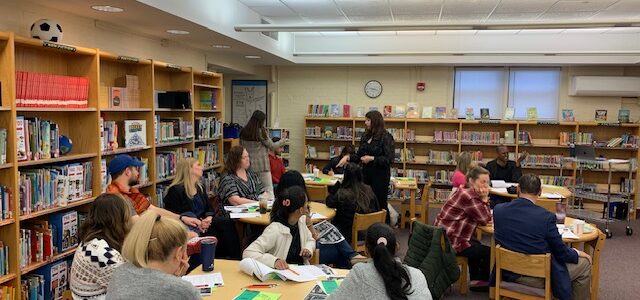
[242,186,315,269]
[327,223,432,300]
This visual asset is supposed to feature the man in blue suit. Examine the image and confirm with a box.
[493,174,592,300]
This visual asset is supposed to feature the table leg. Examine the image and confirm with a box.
[489,236,496,299]
[409,189,416,224]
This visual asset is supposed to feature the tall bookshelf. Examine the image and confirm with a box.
[305,117,640,220]
[0,32,225,298]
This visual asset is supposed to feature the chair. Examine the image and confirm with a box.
[310,248,320,265]
[62,290,73,300]
[307,185,328,203]
[495,245,552,300]
[536,199,558,213]
[583,230,605,300]
[351,209,387,253]
[457,256,469,295]
[400,181,431,228]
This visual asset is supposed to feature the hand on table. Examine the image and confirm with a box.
[328,170,335,176]
[274,259,289,270]
[300,249,312,259]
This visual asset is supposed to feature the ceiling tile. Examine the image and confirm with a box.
[263,16,307,24]
[393,14,440,23]
[487,12,542,22]
[336,0,390,16]
[494,0,557,13]
[442,0,500,14]
[390,0,443,15]
[440,13,489,22]
[347,15,394,23]
[281,0,343,16]
[249,5,297,17]
[237,0,283,6]
[548,0,618,13]
[538,11,598,20]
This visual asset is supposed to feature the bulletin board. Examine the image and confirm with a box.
[231,80,268,126]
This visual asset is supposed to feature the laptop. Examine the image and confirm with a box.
[574,144,596,159]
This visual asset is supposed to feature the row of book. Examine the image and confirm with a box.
[195,117,222,140]
[304,163,319,173]
[195,144,220,168]
[101,118,148,151]
[0,242,8,276]
[198,90,218,110]
[16,116,61,162]
[560,132,593,145]
[427,150,457,165]
[0,185,13,221]
[156,184,169,209]
[394,148,415,163]
[522,154,564,168]
[155,115,194,144]
[539,175,574,187]
[460,131,502,144]
[101,119,119,151]
[307,104,352,118]
[386,128,405,142]
[305,126,353,140]
[0,128,6,164]
[434,131,458,143]
[430,188,453,203]
[21,259,70,300]
[156,148,191,180]
[16,71,89,108]
[597,134,639,148]
[0,285,14,299]
[19,162,93,216]
[20,210,80,269]
[99,75,141,109]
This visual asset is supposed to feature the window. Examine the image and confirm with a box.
[454,68,506,119]
[509,68,561,120]
[453,67,561,120]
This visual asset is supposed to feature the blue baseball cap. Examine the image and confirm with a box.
[108,154,145,175]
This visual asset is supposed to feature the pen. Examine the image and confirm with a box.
[243,284,278,289]
[288,268,300,276]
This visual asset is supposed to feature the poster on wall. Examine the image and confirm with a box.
[232,80,268,126]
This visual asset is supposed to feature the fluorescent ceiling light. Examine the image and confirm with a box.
[166,29,190,35]
[235,20,640,32]
[212,44,231,49]
[91,5,124,12]
[244,55,261,59]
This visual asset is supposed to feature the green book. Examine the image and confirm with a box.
[527,107,538,121]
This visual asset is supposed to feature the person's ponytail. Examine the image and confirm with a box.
[367,223,413,300]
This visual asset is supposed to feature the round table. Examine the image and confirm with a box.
[478,217,599,242]
[490,184,572,199]
[238,202,336,226]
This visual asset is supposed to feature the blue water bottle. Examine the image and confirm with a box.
[201,239,217,272]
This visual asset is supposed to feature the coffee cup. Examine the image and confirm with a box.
[573,219,585,235]
[313,168,319,177]
[201,239,217,272]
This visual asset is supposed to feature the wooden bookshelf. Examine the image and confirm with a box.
[0,33,226,297]
[304,117,640,220]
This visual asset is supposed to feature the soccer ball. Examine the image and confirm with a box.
[30,19,63,43]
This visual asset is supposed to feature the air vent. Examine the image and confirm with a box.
[261,19,278,41]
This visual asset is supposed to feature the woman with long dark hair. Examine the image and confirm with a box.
[338,110,394,223]
[327,223,431,300]
[240,110,287,199]
[326,163,379,244]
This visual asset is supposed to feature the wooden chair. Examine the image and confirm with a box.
[307,185,328,203]
[583,230,605,300]
[351,209,387,253]
[536,199,558,213]
[400,181,431,228]
[62,290,73,300]
[310,248,321,265]
[495,245,552,300]
[457,256,469,295]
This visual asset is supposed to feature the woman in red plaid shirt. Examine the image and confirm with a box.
[435,166,493,290]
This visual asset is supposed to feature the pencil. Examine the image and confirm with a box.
[244,284,278,289]
[288,268,300,276]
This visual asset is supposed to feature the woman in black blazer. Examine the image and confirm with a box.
[164,158,241,260]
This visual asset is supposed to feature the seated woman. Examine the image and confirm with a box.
[163,158,241,261]
[106,212,200,299]
[275,170,366,268]
[70,193,132,300]
[323,144,355,176]
[219,145,266,206]
[452,151,473,189]
[435,166,493,290]
[327,223,431,300]
[326,163,379,245]
[242,186,315,269]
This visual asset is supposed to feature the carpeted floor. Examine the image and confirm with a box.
[394,212,640,300]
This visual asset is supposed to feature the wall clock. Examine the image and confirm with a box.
[364,80,382,98]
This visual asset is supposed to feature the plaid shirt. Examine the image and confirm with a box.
[434,186,492,253]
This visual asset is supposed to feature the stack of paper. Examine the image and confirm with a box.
[181,273,224,296]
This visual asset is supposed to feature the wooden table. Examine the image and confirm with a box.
[393,178,419,227]
[238,202,336,226]
[193,259,349,299]
[479,217,601,299]
[303,173,341,186]
[490,184,572,199]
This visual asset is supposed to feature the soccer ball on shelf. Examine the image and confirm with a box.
[30,19,63,43]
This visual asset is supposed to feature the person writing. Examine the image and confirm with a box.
[106,212,200,299]
[327,223,431,300]
[323,144,355,176]
[242,186,316,269]
[435,166,493,291]
[492,173,592,300]
[337,110,394,223]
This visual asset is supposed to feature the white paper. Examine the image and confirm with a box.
[541,192,564,199]
[556,224,579,239]
[490,187,508,194]
[333,174,344,180]
[310,212,327,220]
[239,258,318,282]
[182,273,224,287]
[229,212,261,219]
[491,180,507,188]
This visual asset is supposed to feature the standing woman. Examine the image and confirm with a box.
[339,110,394,223]
[240,110,287,199]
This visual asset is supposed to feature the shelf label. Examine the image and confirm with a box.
[117,55,139,63]
[538,120,560,125]
[166,64,182,71]
[42,41,76,52]
[597,122,620,127]
[479,120,501,124]
[201,71,214,76]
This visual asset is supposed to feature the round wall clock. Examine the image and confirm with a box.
[364,80,382,98]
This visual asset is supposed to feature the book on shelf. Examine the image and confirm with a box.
[343,105,351,118]
[383,105,392,118]
[406,103,419,118]
[322,105,329,117]
[330,104,340,117]
[618,109,630,123]
[527,107,538,120]
[562,109,575,122]
[595,109,607,122]
[521,154,563,168]
[435,107,447,119]
[305,126,322,138]
[198,90,217,110]
[16,116,60,162]
[306,145,318,159]
[465,107,474,120]
[356,107,365,117]
[49,210,79,253]
[329,145,344,159]
[156,148,191,180]
[395,105,406,118]
[460,131,501,144]
[0,285,15,299]
[449,108,458,120]
[100,117,118,151]
[0,185,13,221]
[504,130,515,144]
[15,71,89,108]
[517,131,532,144]
[156,184,170,208]
[0,241,8,276]
[386,128,405,142]
[196,143,219,168]
[434,130,458,143]
[32,259,69,300]
[155,115,194,144]
[422,106,433,119]
[503,107,515,120]
[124,120,147,148]
[195,117,222,140]
[0,128,6,164]
[480,108,490,120]
[100,159,108,193]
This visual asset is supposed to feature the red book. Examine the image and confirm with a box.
[343,104,351,118]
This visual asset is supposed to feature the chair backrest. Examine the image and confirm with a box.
[536,199,558,213]
[584,230,606,300]
[307,185,328,203]
[495,245,552,300]
[310,248,320,265]
[351,209,387,252]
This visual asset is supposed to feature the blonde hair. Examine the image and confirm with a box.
[456,152,473,176]
[121,211,188,268]
[170,158,202,199]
